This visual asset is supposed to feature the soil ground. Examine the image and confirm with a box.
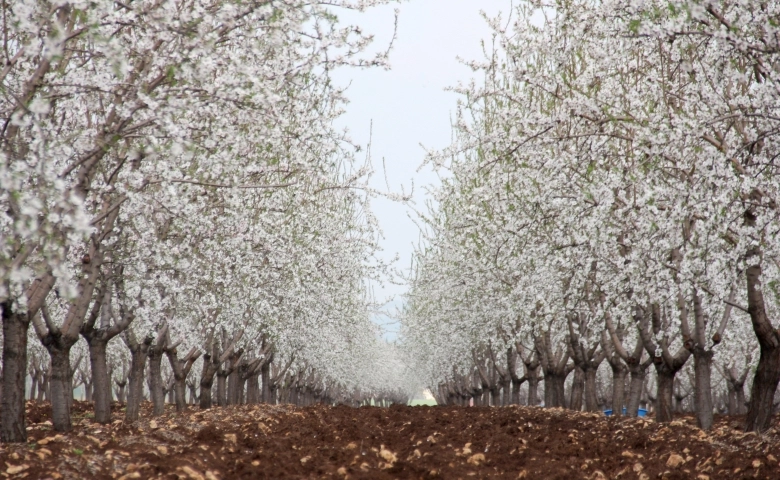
[1,401,779,479]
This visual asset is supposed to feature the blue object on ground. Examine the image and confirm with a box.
[604,408,648,417]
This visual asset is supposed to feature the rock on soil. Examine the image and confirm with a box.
[1,401,779,479]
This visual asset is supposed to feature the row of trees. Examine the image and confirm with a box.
[429,334,754,417]
[21,327,408,410]
[1,0,411,443]
[403,0,780,432]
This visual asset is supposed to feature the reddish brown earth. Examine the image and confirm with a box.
[0,401,779,479]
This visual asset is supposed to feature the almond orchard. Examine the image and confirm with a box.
[1,0,780,478]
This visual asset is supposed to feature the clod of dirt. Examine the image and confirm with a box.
[379,445,397,464]
[6,465,29,474]
[667,453,686,468]
[178,465,204,480]
[37,435,62,445]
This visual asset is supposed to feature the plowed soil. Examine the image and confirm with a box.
[1,401,779,479]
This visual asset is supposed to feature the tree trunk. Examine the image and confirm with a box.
[527,376,539,406]
[611,366,627,415]
[199,370,215,409]
[126,341,151,422]
[544,373,566,408]
[36,371,46,402]
[743,224,780,432]
[736,385,747,415]
[626,363,648,417]
[511,377,523,405]
[148,348,165,416]
[29,373,38,401]
[656,369,675,423]
[543,376,552,407]
[188,383,198,405]
[1,304,29,442]
[228,369,240,405]
[490,387,500,407]
[569,367,584,411]
[88,340,112,423]
[261,361,271,404]
[238,376,247,405]
[746,342,780,431]
[693,348,714,430]
[216,372,228,406]
[567,319,606,413]
[674,384,687,413]
[583,367,599,412]
[535,333,570,409]
[116,382,126,404]
[523,358,541,406]
[84,381,93,402]
[49,346,72,432]
[247,375,260,404]
[44,368,51,401]
[165,346,200,412]
[172,376,187,412]
[200,378,215,409]
[501,380,511,406]
[726,383,738,415]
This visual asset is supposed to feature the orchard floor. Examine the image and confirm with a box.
[1,402,779,479]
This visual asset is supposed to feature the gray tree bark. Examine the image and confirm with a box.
[146,325,168,417]
[165,344,200,412]
[535,331,572,408]
[124,331,153,422]
[743,237,780,432]
[1,302,30,442]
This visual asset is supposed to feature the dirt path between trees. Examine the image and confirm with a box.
[1,401,778,479]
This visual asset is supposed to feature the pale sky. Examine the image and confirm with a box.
[331,1,514,337]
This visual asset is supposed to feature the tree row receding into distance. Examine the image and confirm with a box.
[402,0,780,433]
[0,0,413,443]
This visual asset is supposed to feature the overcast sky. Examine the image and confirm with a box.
[331,1,513,337]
